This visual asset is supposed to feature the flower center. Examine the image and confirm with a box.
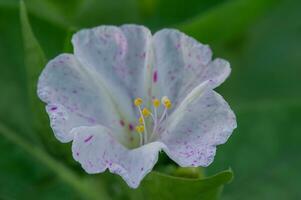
[134,96,172,146]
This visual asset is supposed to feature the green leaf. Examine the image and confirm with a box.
[173,167,205,179]
[128,170,233,200]
[0,137,79,200]
[209,101,301,200]
[0,122,111,200]
[18,0,140,29]
[0,7,32,139]
[138,0,226,30]
[176,0,280,44]
[20,0,70,153]
[206,0,301,199]
[20,0,48,141]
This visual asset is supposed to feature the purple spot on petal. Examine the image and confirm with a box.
[128,123,134,131]
[50,106,57,111]
[153,70,158,83]
[76,152,79,156]
[84,135,93,143]
[141,167,144,171]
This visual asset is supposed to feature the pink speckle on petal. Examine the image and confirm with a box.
[88,161,93,167]
[153,71,158,83]
[84,135,93,143]
[128,123,134,131]
[50,106,57,111]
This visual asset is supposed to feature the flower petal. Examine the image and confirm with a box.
[160,86,237,167]
[71,125,164,188]
[37,54,135,145]
[152,29,230,107]
[72,25,153,105]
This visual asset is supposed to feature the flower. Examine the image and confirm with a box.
[37,25,237,188]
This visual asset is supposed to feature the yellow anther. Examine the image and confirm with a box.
[153,98,160,108]
[165,102,172,109]
[139,125,145,132]
[134,98,143,107]
[162,96,172,109]
[142,108,151,117]
[135,125,144,133]
[135,126,141,133]
[139,116,144,124]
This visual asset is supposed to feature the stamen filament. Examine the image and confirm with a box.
[159,107,167,124]
[138,131,143,146]
[138,106,148,144]
[135,125,144,146]
[150,106,168,141]
[149,108,158,141]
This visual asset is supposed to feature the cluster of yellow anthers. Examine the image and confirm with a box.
[134,96,172,145]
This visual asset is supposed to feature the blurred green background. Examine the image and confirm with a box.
[0,0,300,199]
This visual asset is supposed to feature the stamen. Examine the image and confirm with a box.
[135,125,144,146]
[137,106,148,144]
[153,98,160,108]
[134,96,172,146]
[134,98,143,107]
[138,116,143,124]
[162,96,172,109]
[142,108,151,117]
[135,125,144,133]
[159,107,167,123]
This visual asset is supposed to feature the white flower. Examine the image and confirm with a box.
[37,25,237,188]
